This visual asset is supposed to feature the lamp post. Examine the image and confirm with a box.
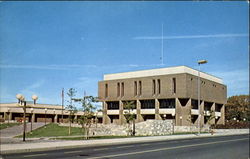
[197,60,207,136]
[16,94,38,141]
[16,94,26,142]
[45,108,47,127]
[30,108,34,133]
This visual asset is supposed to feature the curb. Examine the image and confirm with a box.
[1,133,249,155]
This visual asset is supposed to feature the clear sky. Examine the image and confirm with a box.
[0,1,249,108]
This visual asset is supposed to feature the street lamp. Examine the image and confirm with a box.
[197,60,207,136]
[163,114,166,120]
[16,94,26,142]
[180,116,183,126]
[45,108,47,127]
[32,95,38,105]
[30,108,34,133]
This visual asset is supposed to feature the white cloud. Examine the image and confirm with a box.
[133,33,248,40]
[0,64,98,70]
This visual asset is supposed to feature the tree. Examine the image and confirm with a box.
[204,110,216,134]
[123,101,136,136]
[66,88,77,135]
[74,95,97,140]
[225,95,250,122]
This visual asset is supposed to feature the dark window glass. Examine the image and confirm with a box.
[107,101,119,110]
[117,83,120,97]
[215,103,223,112]
[159,99,175,108]
[157,79,161,94]
[152,80,156,95]
[105,84,108,98]
[134,81,137,96]
[173,78,176,94]
[121,82,124,97]
[139,81,142,95]
[141,100,155,109]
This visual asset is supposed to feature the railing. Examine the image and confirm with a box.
[141,109,155,114]
[107,110,119,115]
[191,109,199,115]
[159,108,175,116]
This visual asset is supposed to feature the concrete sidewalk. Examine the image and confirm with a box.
[0,122,45,144]
[0,129,248,154]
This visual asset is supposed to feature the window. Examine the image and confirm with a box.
[121,82,124,97]
[215,104,223,112]
[117,83,120,97]
[105,84,108,98]
[191,99,202,109]
[159,99,175,108]
[172,78,176,94]
[134,81,137,96]
[107,101,119,110]
[152,80,156,95]
[141,100,155,109]
[157,79,161,94]
[139,81,142,95]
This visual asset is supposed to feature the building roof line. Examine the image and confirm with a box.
[103,65,223,84]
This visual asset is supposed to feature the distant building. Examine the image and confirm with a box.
[98,66,227,126]
[0,102,102,123]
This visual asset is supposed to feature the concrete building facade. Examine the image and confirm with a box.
[98,66,227,126]
[0,102,102,123]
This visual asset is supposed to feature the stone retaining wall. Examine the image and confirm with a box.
[59,120,174,136]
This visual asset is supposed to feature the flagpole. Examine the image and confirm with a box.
[61,88,64,123]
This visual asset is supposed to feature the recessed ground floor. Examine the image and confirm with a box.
[102,98,225,126]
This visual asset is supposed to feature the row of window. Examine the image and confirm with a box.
[107,100,223,111]
[104,78,177,98]
[107,99,176,110]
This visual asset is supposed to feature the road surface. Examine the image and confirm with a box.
[2,134,249,159]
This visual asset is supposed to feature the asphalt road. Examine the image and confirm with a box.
[2,134,249,159]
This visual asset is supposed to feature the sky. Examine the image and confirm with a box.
[0,1,249,109]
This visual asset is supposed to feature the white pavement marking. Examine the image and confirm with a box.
[23,153,47,158]
[117,145,134,149]
[93,148,109,151]
[140,144,150,146]
[87,138,249,159]
[64,150,82,154]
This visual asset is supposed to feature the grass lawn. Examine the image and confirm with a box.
[0,123,21,130]
[19,123,84,138]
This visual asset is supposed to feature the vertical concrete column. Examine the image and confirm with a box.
[210,103,216,125]
[183,98,192,126]
[200,101,204,127]
[217,104,225,125]
[136,100,143,122]
[54,114,58,123]
[175,98,181,126]
[4,112,8,121]
[119,100,126,125]
[155,99,161,120]
[74,115,77,121]
[32,113,35,123]
[9,112,13,121]
[103,102,111,124]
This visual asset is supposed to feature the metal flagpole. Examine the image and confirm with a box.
[61,88,64,123]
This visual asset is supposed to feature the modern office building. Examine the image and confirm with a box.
[0,102,102,123]
[98,66,227,126]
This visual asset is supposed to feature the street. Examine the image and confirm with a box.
[2,134,249,159]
